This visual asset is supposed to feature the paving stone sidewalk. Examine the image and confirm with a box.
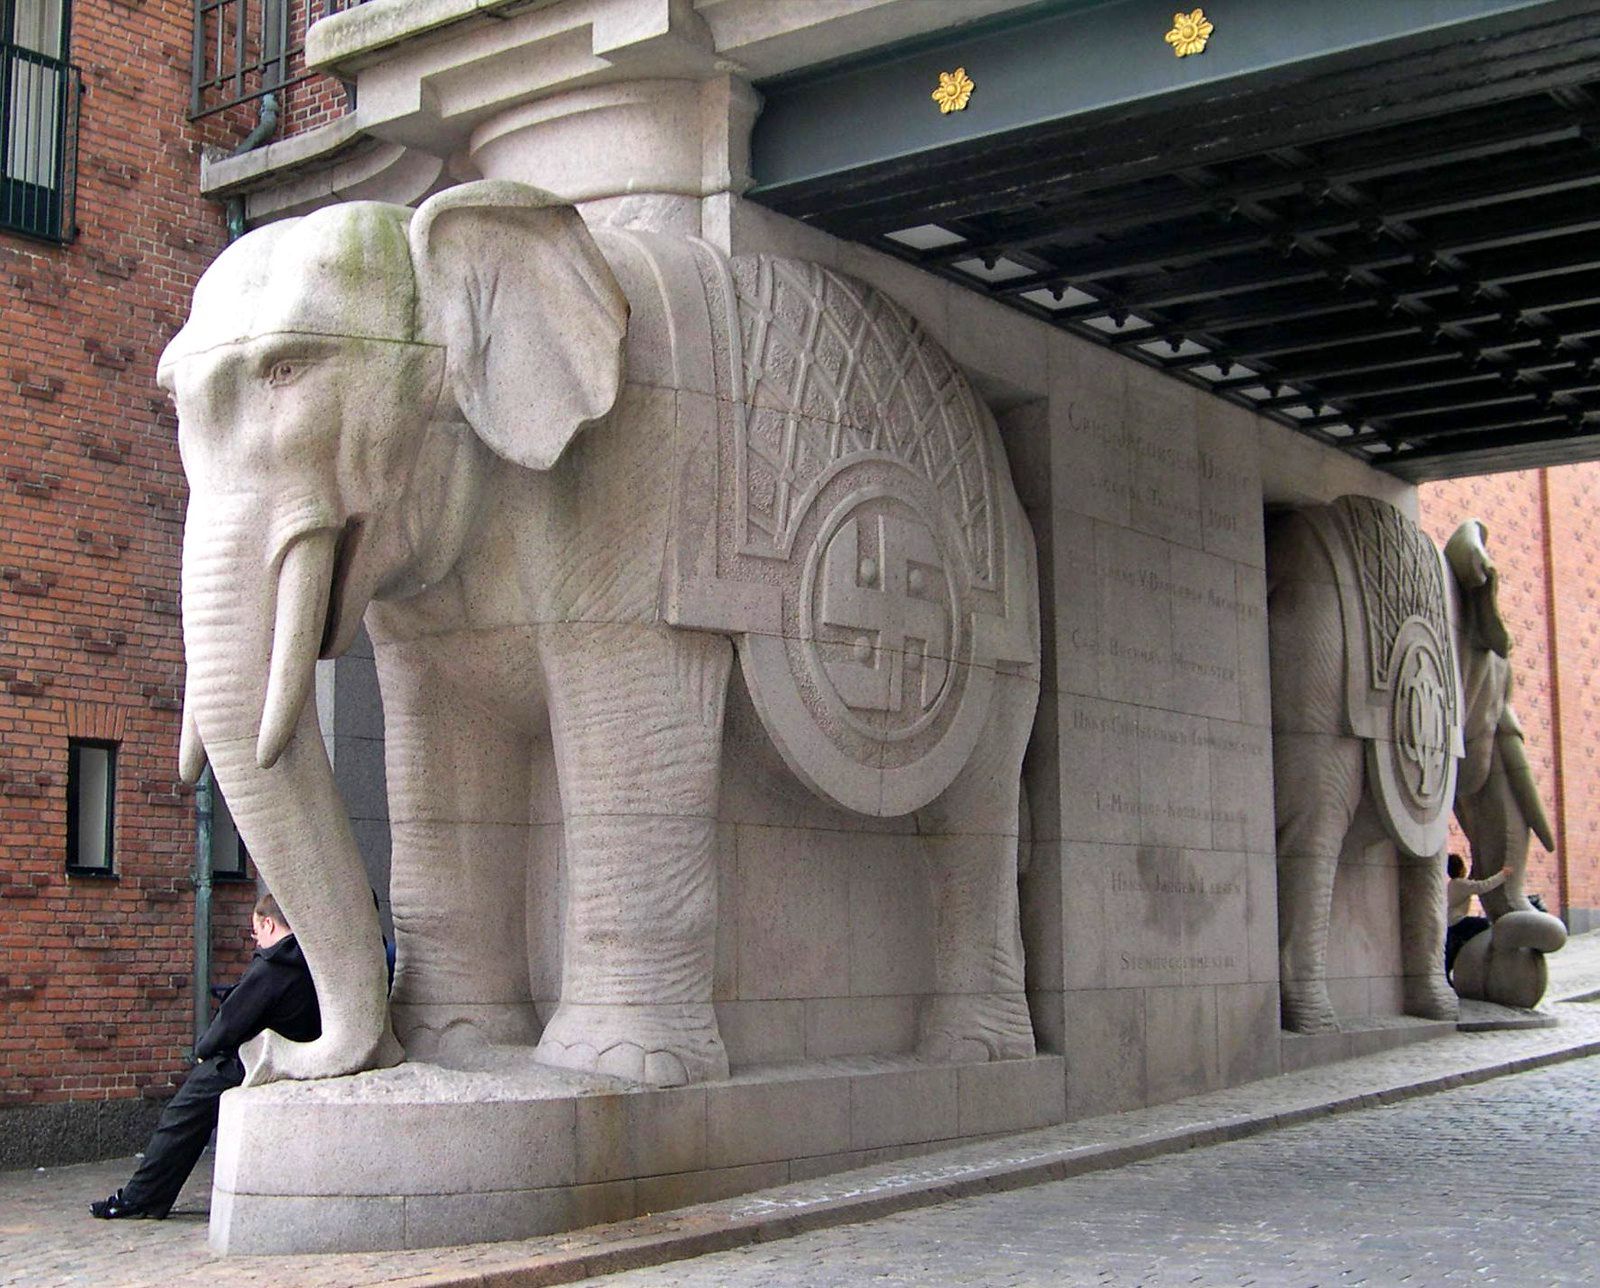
[567,1050,1600,1286]
[6,933,1600,1288]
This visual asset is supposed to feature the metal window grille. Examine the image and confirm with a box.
[190,0,367,119]
[191,0,293,118]
[1,1,79,242]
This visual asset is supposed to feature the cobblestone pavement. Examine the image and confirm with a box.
[568,1050,1600,1287]
[3,934,1598,1288]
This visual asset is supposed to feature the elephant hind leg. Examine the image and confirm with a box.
[1275,731,1364,1034]
[1399,850,1458,1022]
[534,624,733,1088]
[913,671,1036,1064]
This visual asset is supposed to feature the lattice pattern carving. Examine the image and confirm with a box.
[1333,494,1450,691]
[730,256,997,588]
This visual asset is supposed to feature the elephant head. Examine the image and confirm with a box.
[158,182,629,1083]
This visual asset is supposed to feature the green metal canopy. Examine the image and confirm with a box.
[749,0,1600,480]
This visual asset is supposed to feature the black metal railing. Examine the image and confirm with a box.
[0,37,79,242]
[190,0,369,120]
[191,0,294,118]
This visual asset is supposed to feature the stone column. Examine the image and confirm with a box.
[467,76,759,242]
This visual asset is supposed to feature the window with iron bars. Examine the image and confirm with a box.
[190,0,366,120]
[2,0,80,242]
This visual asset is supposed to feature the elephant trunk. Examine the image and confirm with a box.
[1451,909,1566,1008]
[181,498,401,1084]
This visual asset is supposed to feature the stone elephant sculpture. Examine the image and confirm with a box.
[1266,495,1463,1033]
[158,181,1040,1088]
[1443,521,1566,1008]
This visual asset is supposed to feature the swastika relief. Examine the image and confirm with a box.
[808,497,956,738]
[671,244,1036,816]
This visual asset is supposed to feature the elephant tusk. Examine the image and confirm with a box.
[178,681,207,785]
[257,529,337,771]
[1499,722,1556,852]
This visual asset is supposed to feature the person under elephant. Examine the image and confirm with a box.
[89,893,319,1220]
[1445,853,1509,977]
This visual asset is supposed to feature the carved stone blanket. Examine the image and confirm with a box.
[1304,495,1463,857]
[596,229,1036,817]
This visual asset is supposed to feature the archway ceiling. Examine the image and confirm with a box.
[749,1,1600,481]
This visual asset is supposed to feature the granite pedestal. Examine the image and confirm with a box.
[209,1051,1066,1254]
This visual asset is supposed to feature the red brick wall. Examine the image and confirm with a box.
[282,0,354,138]
[1544,466,1600,920]
[0,0,259,1112]
[1421,465,1600,922]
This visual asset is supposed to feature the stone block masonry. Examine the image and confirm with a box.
[0,0,268,1165]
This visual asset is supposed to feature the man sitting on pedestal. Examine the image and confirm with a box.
[90,892,320,1220]
[1444,853,1509,980]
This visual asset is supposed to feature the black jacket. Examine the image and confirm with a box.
[194,934,321,1062]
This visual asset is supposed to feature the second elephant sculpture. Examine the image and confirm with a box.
[159,181,1041,1088]
[1443,521,1566,1008]
[1267,495,1463,1033]
[1268,498,1567,1031]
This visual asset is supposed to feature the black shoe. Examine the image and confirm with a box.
[89,1189,169,1220]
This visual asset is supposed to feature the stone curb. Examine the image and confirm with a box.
[373,1030,1600,1288]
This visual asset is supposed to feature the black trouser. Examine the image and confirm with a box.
[1445,916,1491,976]
[120,1053,243,1214]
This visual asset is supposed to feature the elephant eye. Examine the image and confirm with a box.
[267,359,302,387]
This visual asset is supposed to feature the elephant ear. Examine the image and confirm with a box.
[409,180,628,471]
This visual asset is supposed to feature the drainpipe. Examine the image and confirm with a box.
[195,91,281,1051]
[1537,468,1571,922]
[223,91,280,243]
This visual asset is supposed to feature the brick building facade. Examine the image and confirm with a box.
[0,0,337,1167]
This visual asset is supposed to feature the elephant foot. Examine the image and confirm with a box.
[535,1003,729,1088]
[1403,975,1460,1023]
[391,1001,542,1062]
[240,1021,405,1088]
[917,992,1036,1064]
[1280,981,1340,1035]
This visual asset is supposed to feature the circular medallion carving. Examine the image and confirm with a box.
[736,460,997,817]
[1390,626,1453,812]
[1365,614,1459,857]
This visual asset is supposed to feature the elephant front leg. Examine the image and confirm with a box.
[913,671,1036,1063]
[535,624,733,1088]
[1275,732,1364,1034]
[376,641,543,1060]
[1399,851,1458,1021]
